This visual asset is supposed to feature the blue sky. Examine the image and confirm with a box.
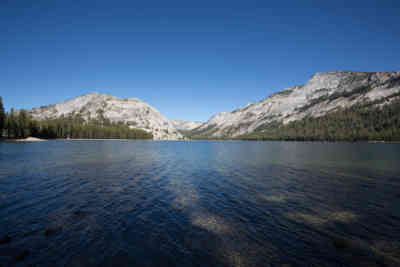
[1,1,399,121]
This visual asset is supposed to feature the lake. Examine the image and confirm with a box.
[0,140,399,266]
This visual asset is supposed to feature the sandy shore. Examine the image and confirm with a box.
[8,137,47,142]
[59,138,144,141]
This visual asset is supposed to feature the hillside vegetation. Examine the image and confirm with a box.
[0,97,152,140]
[190,72,400,138]
[239,97,400,141]
[29,92,181,140]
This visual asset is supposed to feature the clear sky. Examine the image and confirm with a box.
[1,1,399,121]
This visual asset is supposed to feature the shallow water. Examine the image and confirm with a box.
[0,140,399,266]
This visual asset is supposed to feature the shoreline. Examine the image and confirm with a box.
[57,138,153,141]
[4,137,47,142]
[2,137,399,143]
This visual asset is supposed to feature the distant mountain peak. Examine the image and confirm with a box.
[30,92,182,140]
[170,119,203,134]
[189,71,400,138]
[83,91,102,97]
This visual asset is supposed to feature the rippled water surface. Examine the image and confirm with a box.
[1,140,400,266]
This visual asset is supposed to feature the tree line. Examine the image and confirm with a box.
[0,96,153,140]
[239,97,400,142]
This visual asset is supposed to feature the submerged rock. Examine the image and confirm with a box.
[0,236,12,245]
[14,249,30,261]
[333,237,352,249]
[73,210,89,217]
[44,226,63,237]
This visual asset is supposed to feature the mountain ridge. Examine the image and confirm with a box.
[29,92,182,140]
[189,71,400,138]
[27,71,400,140]
[170,119,203,134]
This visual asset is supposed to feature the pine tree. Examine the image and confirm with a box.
[18,109,30,138]
[0,96,5,137]
[9,108,17,138]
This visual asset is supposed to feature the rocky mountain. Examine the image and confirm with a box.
[29,92,182,140]
[170,119,203,134]
[190,71,400,138]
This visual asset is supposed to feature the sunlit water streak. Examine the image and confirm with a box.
[0,140,399,266]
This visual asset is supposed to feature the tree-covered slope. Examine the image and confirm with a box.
[30,92,182,140]
[1,107,153,140]
[239,96,400,141]
[189,71,400,139]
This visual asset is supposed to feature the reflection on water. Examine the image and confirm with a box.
[0,140,399,266]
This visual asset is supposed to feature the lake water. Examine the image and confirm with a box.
[0,140,399,267]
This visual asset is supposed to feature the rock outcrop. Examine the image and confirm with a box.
[30,92,182,140]
[190,71,400,137]
[170,119,203,134]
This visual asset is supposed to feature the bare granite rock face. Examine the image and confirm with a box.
[27,71,400,139]
[191,71,400,137]
[30,92,183,140]
[170,119,203,133]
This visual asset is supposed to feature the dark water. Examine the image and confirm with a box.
[0,141,399,267]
